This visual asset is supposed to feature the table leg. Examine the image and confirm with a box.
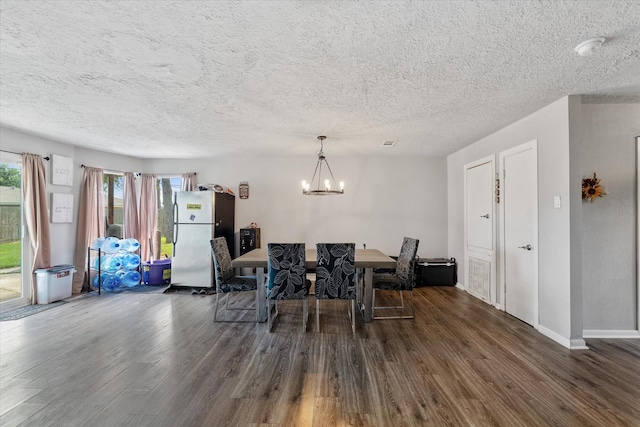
[363,267,373,322]
[256,267,267,322]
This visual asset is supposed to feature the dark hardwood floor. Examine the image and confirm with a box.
[1,286,638,426]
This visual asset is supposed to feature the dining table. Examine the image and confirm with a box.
[231,248,397,323]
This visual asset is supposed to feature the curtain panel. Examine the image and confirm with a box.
[73,167,104,293]
[181,172,197,191]
[139,174,158,262]
[22,153,52,304]
[123,172,139,242]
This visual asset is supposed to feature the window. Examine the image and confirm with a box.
[156,176,182,258]
[104,172,124,238]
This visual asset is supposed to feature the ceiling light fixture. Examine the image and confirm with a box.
[301,136,344,195]
[574,37,606,56]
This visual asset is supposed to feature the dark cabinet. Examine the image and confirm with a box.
[214,192,236,257]
[240,228,260,255]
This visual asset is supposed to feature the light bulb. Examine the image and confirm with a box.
[324,179,330,190]
[301,180,307,189]
[339,181,345,190]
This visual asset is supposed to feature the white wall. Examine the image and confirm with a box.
[0,126,142,266]
[1,125,448,294]
[448,96,579,346]
[143,155,447,258]
[580,103,640,333]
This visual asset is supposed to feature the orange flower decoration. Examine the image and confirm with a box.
[582,172,607,203]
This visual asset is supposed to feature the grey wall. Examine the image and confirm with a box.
[448,97,640,344]
[581,103,640,332]
[448,96,578,345]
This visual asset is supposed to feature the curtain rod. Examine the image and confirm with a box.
[1,150,49,160]
[80,164,196,176]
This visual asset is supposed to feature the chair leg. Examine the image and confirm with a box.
[373,289,415,320]
[351,299,356,333]
[303,299,308,332]
[214,293,220,322]
[316,299,320,333]
[268,300,279,332]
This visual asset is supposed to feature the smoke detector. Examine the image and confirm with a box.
[574,37,606,56]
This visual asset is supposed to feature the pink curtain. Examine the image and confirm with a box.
[123,172,139,241]
[73,167,104,293]
[139,174,157,262]
[181,172,197,191]
[22,154,52,304]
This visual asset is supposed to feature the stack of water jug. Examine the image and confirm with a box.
[90,237,141,291]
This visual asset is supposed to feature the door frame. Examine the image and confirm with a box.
[498,139,539,327]
[0,151,30,312]
[463,154,497,306]
[636,136,639,333]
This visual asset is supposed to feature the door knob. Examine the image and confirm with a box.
[518,244,533,251]
[480,214,490,219]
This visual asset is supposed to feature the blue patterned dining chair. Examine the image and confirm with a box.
[210,237,258,322]
[315,243,357,332]
[373,237,419,319]
[267,243,311,332]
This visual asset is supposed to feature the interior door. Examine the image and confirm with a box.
[464,156,495,303]
[500,140,538,326]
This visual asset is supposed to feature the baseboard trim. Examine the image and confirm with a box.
[583,330,640,339]
[538,325,589,350]
[455,283,464,290]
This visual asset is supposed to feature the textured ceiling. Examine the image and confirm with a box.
[1,1,639,159]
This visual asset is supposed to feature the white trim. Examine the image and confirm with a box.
[539,325,589,349]
[636,136,639,334]
[584,330,640,339]
[498,140,539,328]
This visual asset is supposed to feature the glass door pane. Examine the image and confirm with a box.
[0,154,22,303]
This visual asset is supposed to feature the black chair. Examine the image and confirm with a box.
[315,243,357,332]
[210,237,258,322]
[372,237,419,319]
[267,243,311,332]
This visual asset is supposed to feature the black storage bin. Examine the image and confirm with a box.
[417,258,457,286]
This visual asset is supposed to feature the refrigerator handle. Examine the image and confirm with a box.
[172,194,178,257]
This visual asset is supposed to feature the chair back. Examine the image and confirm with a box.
[315,243,356,300]
[396,237,419,289]
[267,243,309,300]
[210,237,234,290]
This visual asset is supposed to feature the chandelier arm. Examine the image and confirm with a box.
[323,159,340,190]
[309,159,321,191]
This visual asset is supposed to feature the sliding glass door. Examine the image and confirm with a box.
[0,152,28,307]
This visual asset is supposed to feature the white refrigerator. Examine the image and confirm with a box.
[171,191,235,288]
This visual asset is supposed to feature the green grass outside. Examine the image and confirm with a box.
[0,240,21,269]
[160,236,173,259]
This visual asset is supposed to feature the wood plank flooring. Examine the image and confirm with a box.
[1,286,639,426]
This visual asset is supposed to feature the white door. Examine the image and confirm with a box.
[500,140,538,326]
[464,156,495,303]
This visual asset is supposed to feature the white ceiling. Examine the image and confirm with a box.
[1,1,639,159]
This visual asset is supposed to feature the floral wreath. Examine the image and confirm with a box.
[582,172,607,203]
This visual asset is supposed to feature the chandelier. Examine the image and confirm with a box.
[301,136,344,195]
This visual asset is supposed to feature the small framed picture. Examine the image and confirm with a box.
[239,181,249,199]
[51,154,73,186]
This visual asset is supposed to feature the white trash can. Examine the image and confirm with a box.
[34,264,75,304]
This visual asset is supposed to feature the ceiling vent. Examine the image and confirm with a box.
[381,140,397,147]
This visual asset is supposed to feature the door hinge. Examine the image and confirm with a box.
[495,174,500,204]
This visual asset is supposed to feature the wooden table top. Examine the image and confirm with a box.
[232,248,397,269]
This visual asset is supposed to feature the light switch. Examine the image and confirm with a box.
[553,196,561,208]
